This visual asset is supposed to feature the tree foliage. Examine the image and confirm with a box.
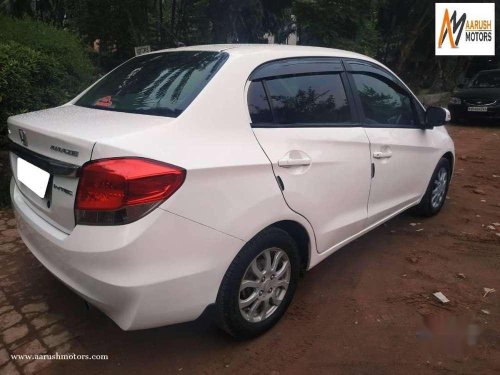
[1,0,499,91]
[294,0,499,91]
[294,0,379,55]
[0,15,93,147]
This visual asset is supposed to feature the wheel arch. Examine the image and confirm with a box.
[269,220,311,274]
[442,151,454,174]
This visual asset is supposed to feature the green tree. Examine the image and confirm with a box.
[0,0,32,17]
[294,0,381,56]
[0,14,93,146]
[64,0,154,69]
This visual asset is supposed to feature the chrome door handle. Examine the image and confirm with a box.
[278,157,311,168]
[373,151,392,159]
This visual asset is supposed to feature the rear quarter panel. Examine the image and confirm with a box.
[90,53,317,256]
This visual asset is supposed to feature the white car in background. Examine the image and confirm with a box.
[8,44,454,339]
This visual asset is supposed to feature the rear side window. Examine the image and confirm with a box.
[76,51,228,118]
[266,74,351,124]
[248,81,273,123]
[352,73,416,127]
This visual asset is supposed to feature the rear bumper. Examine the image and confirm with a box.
[11,179,244,330]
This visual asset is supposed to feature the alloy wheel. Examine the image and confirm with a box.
[431,167,448,209]
[239,247,291,323]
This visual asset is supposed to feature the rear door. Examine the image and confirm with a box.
[248,58,372,254]
[344,60,438,225]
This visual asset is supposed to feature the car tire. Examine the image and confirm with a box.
[413,157,451,217]
[215,227,300,339]
[448,111,461,124]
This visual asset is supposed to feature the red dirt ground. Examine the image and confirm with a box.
[0,124,498,374]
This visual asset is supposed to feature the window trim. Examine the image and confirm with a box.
[247,56,427,130]
[249,57,344,81]
[251,121,364,129]
[343,59,426,129]
[247,57,359,128]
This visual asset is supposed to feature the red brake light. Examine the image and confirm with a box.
[75,158,185,225]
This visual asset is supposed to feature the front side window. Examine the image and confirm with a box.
[264,74,352,125]
[76,51,228,117]
[352,73,416,126]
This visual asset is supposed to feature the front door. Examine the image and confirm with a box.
[345,60,438,225]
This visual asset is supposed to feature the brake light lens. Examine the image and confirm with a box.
[75,158,185,225]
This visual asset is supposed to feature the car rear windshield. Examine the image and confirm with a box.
[75,51,228,117]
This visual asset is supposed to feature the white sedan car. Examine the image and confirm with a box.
[8,45,454,339]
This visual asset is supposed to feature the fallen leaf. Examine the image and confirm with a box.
[483,288,496,297]
[433,292,449,304]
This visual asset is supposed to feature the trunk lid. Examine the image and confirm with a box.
[8,105,174,233]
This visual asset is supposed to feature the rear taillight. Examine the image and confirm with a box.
[75,158,185,225]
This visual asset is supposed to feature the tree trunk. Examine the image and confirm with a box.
[397,7,432,73]
[159,0,164,46]
[171,0,177,34]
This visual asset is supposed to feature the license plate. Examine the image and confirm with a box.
[468,106,488,112]
[17,158,50,198]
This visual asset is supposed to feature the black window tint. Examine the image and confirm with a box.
[265,74,351,124]
[352,73,416,126]
[248,81,273,123]
[76,51,228,118]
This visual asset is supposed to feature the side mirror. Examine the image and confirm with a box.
[425,107,451,129]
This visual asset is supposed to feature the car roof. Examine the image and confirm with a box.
[147,43,409,97]
[151,44,377,64]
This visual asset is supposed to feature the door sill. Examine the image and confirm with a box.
[311,200,419,264]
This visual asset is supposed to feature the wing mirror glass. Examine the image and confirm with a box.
[425,107,450,129]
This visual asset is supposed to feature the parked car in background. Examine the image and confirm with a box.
[8,45,454,339]
[448,69,500,123]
